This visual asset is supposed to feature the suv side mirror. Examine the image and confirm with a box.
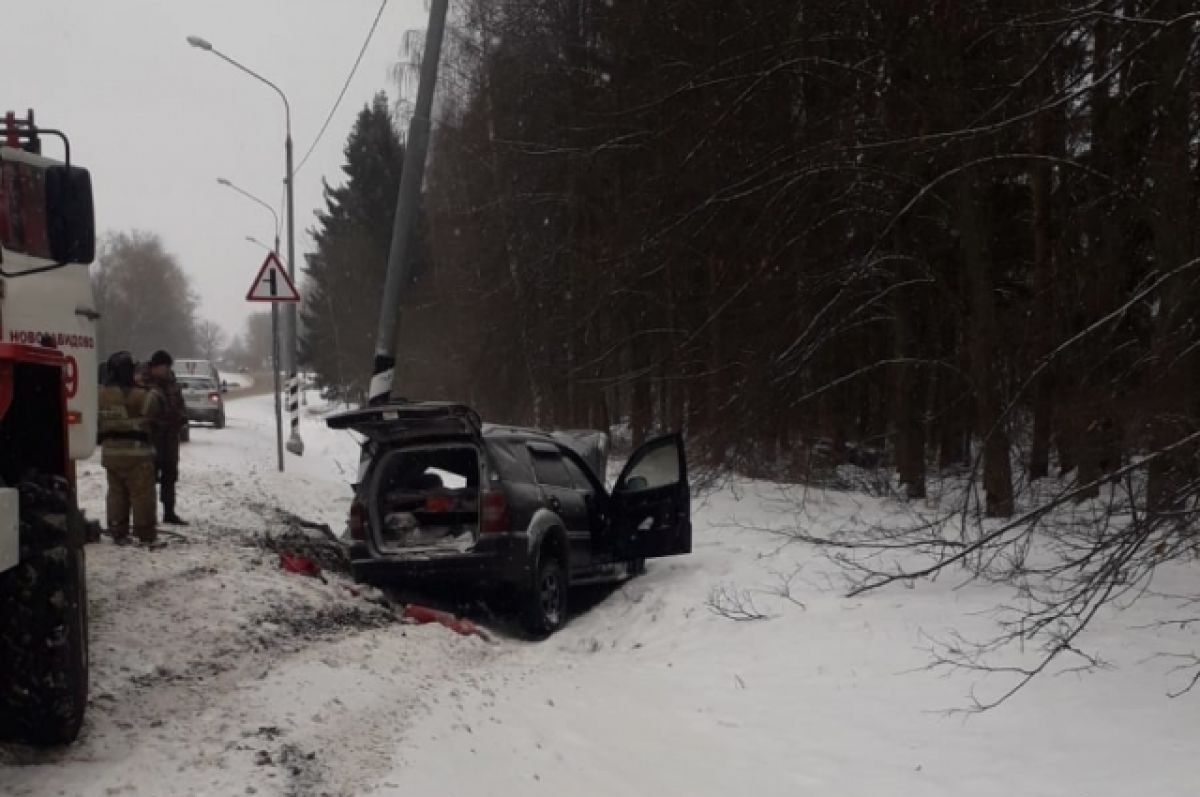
[45,165,95,264]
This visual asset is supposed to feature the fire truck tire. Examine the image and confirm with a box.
[0,476,89,746]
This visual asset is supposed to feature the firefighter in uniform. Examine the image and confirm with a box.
[98,351,162,545]
[145,349,188,525]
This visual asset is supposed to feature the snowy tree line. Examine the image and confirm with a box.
[292,1,1200,703]
[364,0,1198,698]
[91,230,262,371]
[91,231,200,361]
[379,1,1199,519]
[300,3,1200,517]
[223,312,274,372]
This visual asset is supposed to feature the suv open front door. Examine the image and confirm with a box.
[610,433,691,559]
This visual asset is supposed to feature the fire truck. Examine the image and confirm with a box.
[0,111,97,745]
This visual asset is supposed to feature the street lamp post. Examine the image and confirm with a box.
[224,175,286,475]
[189,35,304,457]
[231,185,308,415]
[219,178,279,245]
[246,234,276,253]
[243,234,285,473]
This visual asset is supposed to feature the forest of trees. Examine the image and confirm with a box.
[333,0,1197,696]
[91,230,200,361]
[376,1,1200,520]
[224,312,275,372]
[91,230,240,371]
[299,3,1200,662]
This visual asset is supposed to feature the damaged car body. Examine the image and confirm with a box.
[326,402,691,636]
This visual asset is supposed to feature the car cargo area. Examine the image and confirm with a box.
[372,444,481,553]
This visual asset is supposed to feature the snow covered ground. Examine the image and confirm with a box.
[1,393,1196,796]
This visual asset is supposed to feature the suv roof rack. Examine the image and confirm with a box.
[327,401,482,434]
[481,422,551,439]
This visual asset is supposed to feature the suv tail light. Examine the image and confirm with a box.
[208,392,220,403]
[481,489,508,533]
[348,498,367,541]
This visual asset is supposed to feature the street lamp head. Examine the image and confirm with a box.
[186,35,213,51]
[216,177,231,186]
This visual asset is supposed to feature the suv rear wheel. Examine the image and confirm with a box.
[521,548,567,638]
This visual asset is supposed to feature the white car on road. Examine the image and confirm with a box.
[178,374,226,439]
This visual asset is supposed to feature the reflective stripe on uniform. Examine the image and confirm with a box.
[99,385,158,458]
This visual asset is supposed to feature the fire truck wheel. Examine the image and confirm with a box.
[0,476,89,746]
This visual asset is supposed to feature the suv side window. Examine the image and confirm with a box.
[529,445,574,489]
[486,440,535,483]
[559,451,598,495]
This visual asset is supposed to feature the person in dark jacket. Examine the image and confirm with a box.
[145,349,189,525]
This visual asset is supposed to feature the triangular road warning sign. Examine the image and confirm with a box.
[246,251,301,303]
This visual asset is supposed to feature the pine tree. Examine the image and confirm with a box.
[300,92,407,404]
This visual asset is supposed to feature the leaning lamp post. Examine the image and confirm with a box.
[188,34,304,456]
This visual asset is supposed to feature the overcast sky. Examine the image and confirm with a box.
[6,0,427,342]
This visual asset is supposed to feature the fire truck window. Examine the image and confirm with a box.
[0,162,50,259]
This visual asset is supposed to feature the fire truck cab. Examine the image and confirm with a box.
[0,110,97,745]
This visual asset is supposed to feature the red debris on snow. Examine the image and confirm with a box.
[276,555,487,639]
[279,551,326,583]
[402,603,489,640]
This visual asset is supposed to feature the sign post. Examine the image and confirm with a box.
[247,251,301,472]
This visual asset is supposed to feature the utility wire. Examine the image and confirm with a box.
[294,0,389,174]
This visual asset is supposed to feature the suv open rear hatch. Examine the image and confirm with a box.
[327,401,482,443]
[327,403,486,556]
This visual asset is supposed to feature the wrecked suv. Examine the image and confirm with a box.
[327,402,691,636]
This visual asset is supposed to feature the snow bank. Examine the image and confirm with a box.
[2,394,1195,796]
[376,481,1200,797]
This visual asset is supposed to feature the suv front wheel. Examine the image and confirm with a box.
[521,549,567,638]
